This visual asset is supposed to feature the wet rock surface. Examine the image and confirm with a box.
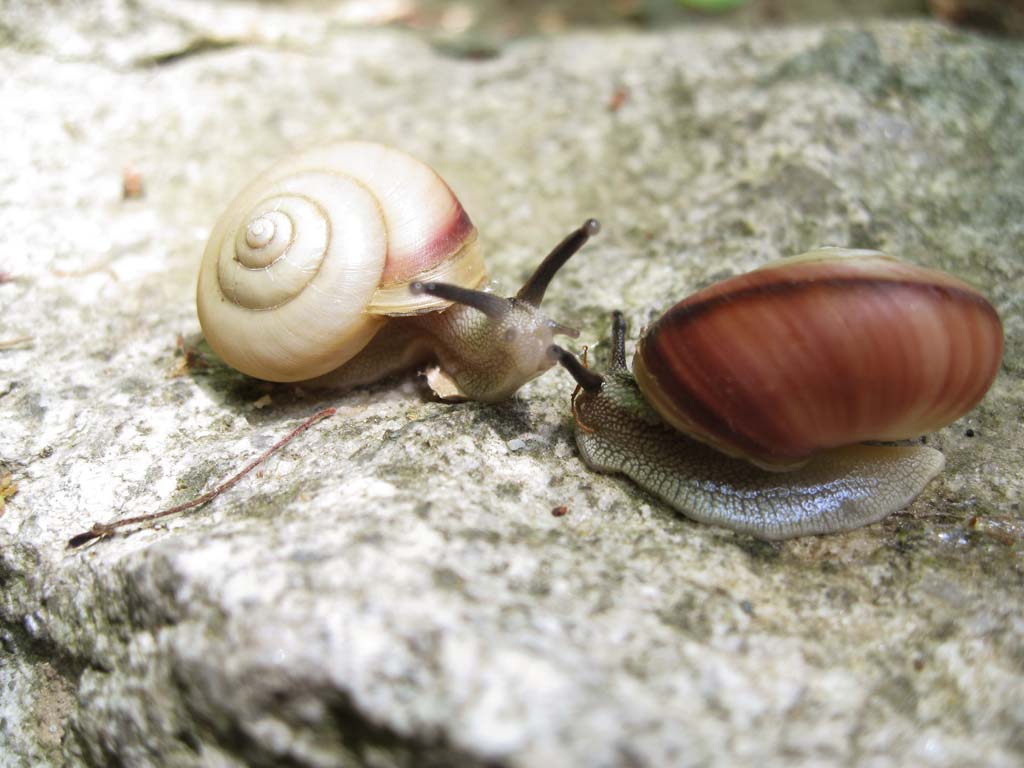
[1,4,1022,766]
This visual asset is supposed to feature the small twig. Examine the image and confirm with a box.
[68,407,336,548]
[0,336,32,350]
[51,258,118,281]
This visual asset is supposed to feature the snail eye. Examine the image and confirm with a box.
[504,328,519,343]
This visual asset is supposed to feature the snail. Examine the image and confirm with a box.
[197,141,598,402]
[549,248,1003,540]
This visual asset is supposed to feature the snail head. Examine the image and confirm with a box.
[548,311,664,432]
[409,219,600,402]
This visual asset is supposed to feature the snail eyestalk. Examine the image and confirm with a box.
[517,219,600,307]
[410,281,510,319]
[548,344,604,393]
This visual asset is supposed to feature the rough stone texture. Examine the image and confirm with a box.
[2,4,1023,767]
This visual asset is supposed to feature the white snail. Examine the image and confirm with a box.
[197,141,598,401]
[550,248,1004,539]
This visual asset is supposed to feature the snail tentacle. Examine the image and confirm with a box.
[410,281,511,319]
[548,344,605,393]
[517,218,600,307]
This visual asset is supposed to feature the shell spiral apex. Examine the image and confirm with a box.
[196,142,486,382]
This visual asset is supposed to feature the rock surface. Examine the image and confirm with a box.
[2,4,1022,767]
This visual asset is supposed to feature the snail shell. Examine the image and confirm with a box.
[196,142,486,382]
[633,248,1004,469]
[550,247,1003,539]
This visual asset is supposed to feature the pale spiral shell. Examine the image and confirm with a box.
[196,142,486,382]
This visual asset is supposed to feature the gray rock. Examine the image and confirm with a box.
[2,4,1022,767]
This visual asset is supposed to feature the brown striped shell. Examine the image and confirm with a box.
[633,248,1003,470]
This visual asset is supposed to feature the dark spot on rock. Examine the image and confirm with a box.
[723,218,756,238]
[848,222,886,251]
[176,729,201,753]
[771,29,893,99]
[875,673,919,717]
[352,531,385,546]
[759,163,841,219]
[824,585,858,611]
[430,36,502,61]
[658,592,714,642]
[17,392,46,423]
[733,535,782,562]
[175,462,220,497]
[460,527,502,545]
[930,619,958,642]
[496,482,521,500]
[120,376,151,396]
[433,567,465,591]
[526,571,551,597]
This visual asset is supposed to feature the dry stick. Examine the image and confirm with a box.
[51,259,118,280]
[68,407,337,548]
[0,336,33,350]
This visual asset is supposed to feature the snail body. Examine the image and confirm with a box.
[197,142,597,401]
[551,249,1003,539]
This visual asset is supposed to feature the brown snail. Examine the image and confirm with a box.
[197,141,597,402]
[550,248,1003,540]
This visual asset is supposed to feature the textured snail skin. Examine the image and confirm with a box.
[556,249,1003,539]
[308,298,575,402]
[574,367,945,540]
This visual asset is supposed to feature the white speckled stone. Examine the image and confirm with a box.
[1,4,1022,766]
